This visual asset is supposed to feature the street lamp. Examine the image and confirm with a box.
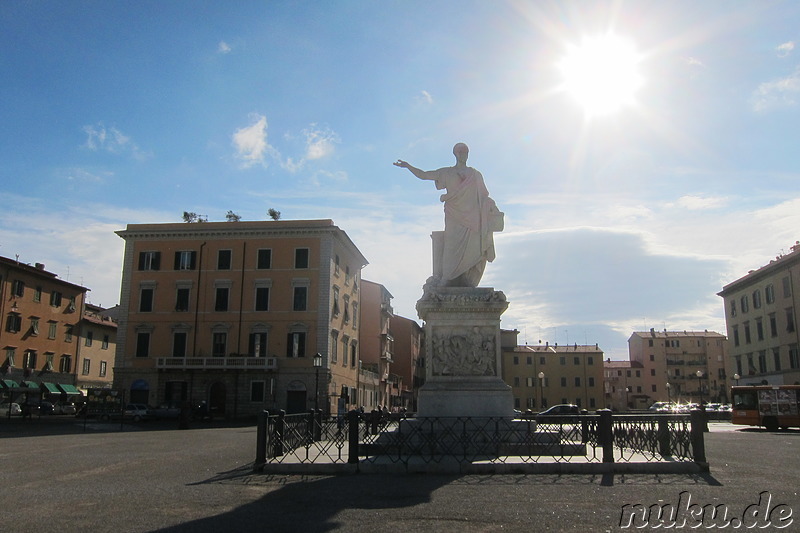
[313,353,323,411]
[733,373,740,386]
[696,370,704,405]
[666,382,671,404]
[538,371,545,410]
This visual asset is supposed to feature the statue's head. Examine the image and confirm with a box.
[453,143,469,158]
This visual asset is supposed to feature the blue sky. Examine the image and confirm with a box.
[2,1,800,359]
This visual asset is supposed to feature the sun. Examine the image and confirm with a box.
[558,34,644,117]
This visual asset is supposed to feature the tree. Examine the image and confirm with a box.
[182,211,207,223]
[267,208,281,221]
[225,211,241,222]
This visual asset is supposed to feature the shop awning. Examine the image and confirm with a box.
[41,382,61,394]
[57,384,82,395]
[20,381,40,390]
[0,379,20,390]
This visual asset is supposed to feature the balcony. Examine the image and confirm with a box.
[156,357,277,370]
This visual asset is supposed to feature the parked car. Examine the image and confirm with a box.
[1,402,22,416]
[39,401,55,415]
[123,404,153,422]
[537,404,581,416]
[53,402,77,415]
[151,405,181,419]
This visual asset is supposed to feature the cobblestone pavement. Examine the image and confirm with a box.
[1,418,798,532]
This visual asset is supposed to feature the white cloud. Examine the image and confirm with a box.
[218,41,232,54]
[232,114,274,168]
[674,195,729,210]
[303,125,339,160]
[685,57,705,67]
[82,123,151,160]
[416,90,434,105]
[776,41,795,58]
[752,67,800,112]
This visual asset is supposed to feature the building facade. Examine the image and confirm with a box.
[603,359,643,411]
[501,330,605,411]
[718,243,800,387]
[0,257,87,403]
[390,314,424,412]
[628,330,728,405]
[113,220,368,418]
[76,303,117,390]
[359,280,395,409]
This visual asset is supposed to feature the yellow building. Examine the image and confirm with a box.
[114,220,367,418]
[76,303,117,390]
[501,330,605,411]
[718,243,800,387]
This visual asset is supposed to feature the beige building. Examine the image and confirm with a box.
[390,314,424,411]
[501,329,605,411]
[603,359,644,411]
[718,242,800,387]
[0,256,87,403]
[113,220,368,418]
[359,280,395,409]
[628,330,728,405]
[76,303,117,390]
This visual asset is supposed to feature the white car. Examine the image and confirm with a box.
[123,404,153,422]
[1,402,22,416]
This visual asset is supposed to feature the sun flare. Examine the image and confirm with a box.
[558,34,644,117]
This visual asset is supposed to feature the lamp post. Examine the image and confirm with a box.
[696,370,704,405]
[666,382,671,404]
[538,371,545,410]
[313,353,323,412]
[733,373,740,386]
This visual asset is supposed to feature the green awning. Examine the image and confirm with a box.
[41,382,61,394]
[57,384,81,395]
[20,381,39,390]
[1,379,20,390]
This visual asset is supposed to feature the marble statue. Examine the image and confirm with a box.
[394,143,503,287]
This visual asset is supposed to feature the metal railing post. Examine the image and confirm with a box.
[314,409,322,441]
[255,410,268,470]
[658,416,670,457]
[598,409,614,463]
[690,409,708,468]
[348,409,360,464]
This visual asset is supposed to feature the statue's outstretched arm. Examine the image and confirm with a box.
[394,160,435,181]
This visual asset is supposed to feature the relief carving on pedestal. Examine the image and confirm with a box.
[430,326,497,376]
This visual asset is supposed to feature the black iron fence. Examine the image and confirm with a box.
[255,409,708,471]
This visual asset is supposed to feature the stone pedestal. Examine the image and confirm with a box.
[415,284,513,418]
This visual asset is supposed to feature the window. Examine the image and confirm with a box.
[136,332,150,357]
[257,249,272,269]
[59,355,71,373]
[249,332,268,357]
[65,324,73,342]
[526,356,532,365]
[573,356,580,365]
[790,344,799,369]
[740,295,749,313]
[85,330,93,347]
[173,332,187,357]
[332,286,340,316]
[287,331,306,357]
[540,356,545,365]
[217,249,232,270]
[513,356,519,365]
[139,288,154,312]
[34,286,42,302]
[334,254,340,275]
[99,361,107,377]
[560,377,567,387]
[293,286,308,312]
[50,291,62,307]
[559,356,566,365]
[733,325,740,347]
[650,369,656,376]
[744,322,751,344]
[786,308,795,333]
[770,313,778,337]
[138,251,161,271]
[773,348,781,372]
[215,287,229,312]
[648,339,654,347]
[758,351,767,373]
[514,377,520,387]
[343,296,351,323]
[765,284,775,304]
[526,377,534,387]
[756,318,764,341]
[783,277,791,298]
[250,381,266,402]
[255,287,270,311]
[82,358,90,375]
[212,332,227,357]
[174,250,197,271]
[48,321,57,339]
[331,331,339,363]
[11,279,24,297]
[351,344,357,367]
[29,317,39,336]
[730,300,737,317]
[5,313,21,333]
[352,302,358,328]
[752,289,762,309]
[574,377,581,387]
[588,377,595,387]
[102,334,109,349]
[175,288,190,311]
[295,248,309,269]
[652,384,657,393]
